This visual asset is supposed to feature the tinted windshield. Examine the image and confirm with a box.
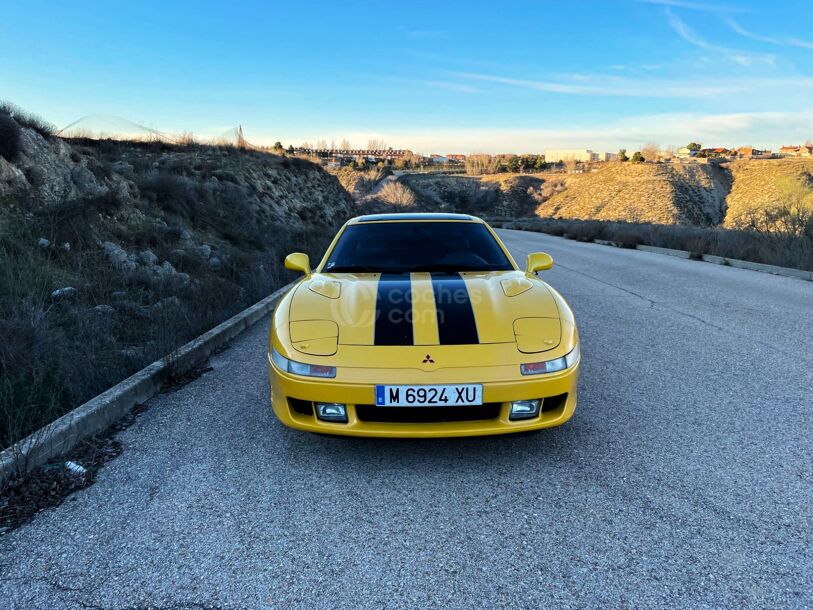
[324,222,514,273]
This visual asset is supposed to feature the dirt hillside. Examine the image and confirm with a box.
[0,117,353,447]
[538,162,731,225]
[725,158,813,228]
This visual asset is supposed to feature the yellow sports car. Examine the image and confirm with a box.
[268,213,579,437]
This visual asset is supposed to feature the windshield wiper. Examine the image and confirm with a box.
[412,264,493,273]
[323,265,382,273]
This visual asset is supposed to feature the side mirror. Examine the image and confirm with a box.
[284,252,311,275]
[526,252,554,274]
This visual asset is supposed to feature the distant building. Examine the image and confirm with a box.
[778,145,813,157]
[430,155,450,164]
[676,147,697,159]
[697,147,732,159]
[294,148,413,164]
[545,149,596,163]
[446,154,466,163]
[735,146,767,158]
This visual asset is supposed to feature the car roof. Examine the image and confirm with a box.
[348,213,482,224]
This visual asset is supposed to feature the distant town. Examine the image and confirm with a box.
[282,142,813,173]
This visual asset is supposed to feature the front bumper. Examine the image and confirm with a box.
[268,354,579,438]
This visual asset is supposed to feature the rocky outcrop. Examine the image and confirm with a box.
[0,129,353,227]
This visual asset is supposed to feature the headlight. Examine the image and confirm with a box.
[520,344,580,376]
[270,347,336,378]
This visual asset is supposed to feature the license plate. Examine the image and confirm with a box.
[375,384,483,407]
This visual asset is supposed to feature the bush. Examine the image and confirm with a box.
[0,112,21,161]
[0,101,56,138]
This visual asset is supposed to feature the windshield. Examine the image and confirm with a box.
[323,221,514,273]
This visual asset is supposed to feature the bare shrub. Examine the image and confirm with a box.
[641,142,661,162]
[377,181,415,206]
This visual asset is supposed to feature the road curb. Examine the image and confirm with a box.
[635,245,812,280]
[636,244,692,259]
[0,281,296,489]
[502,226,811,282]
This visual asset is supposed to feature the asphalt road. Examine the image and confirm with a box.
[1,229,811,609]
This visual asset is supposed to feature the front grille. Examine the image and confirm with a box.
[355,403,501,423]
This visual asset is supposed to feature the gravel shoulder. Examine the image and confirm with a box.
[1,229,811,609]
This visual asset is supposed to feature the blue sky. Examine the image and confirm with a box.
[2,0,812,153]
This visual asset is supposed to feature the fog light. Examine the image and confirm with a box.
[315,402,347,423]
[510,399,541,421]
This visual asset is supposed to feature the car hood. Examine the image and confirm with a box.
[287,270,562,355]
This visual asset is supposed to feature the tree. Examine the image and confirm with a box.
[618,149,629,162]
[339,138,352,150]
[286,144,294,154]
[641,142,660,162]
[272,141,284,152]
[687,142,701,151]
[465,154,501,176]
[631,151,645,163]
[506,156,521,173]
[367,139,387,150]
[534,155,545,170]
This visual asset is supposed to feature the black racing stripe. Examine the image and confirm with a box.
[430,272,479,345]
[374,273,413,345]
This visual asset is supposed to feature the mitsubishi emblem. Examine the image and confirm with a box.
[422,354,435,364]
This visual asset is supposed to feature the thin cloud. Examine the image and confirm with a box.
[726,18,813,50]
[456,71,746,98]
[638,0,741,13]
[666,9,776,67]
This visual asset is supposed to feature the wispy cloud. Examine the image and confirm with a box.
[454,70,794,99]
[637,0,741,13]
[666,9,776,67]
[457,72,737,98]
[725,18,813,50]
